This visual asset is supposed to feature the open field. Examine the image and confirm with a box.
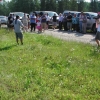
[0,29,100,100]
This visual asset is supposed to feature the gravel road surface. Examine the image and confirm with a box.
[42,29,96,46]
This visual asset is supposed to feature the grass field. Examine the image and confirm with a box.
[0,29,100,100]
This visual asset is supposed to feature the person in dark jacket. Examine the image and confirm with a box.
[52,13,57,29]
[63,14,67,31]
[67,12,72,31]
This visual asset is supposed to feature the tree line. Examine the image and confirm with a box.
[0,0,100,16]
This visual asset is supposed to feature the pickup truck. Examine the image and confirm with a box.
[77,12,97,33]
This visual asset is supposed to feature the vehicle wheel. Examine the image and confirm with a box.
[92,24,97,34]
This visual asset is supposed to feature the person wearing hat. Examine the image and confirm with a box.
[95,12,100,47]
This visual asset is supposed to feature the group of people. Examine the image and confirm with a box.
[59,11,100,47]
[58,11,87,34]
[7,11,100,47]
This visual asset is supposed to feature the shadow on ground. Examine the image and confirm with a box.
[0,44,16,51]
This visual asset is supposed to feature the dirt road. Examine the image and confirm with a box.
[43,29,96,46]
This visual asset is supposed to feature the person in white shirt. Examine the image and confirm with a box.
[59,13,63,30]
[22,13,28,32]
[36,14,41,22]
[30,13,36,32]
[95,12,100,47]
[46,13,50,29]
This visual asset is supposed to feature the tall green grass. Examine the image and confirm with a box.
[0,29,100,100]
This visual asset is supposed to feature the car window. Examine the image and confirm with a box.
[89,13,97,18]
[48,12,58,17]
[63,13,76,16]
[0,16,5,18]
[77,13,80,17]
[85,13,90,17]
[10,12,24,17]
[14,13,24,17]
[34,11,58,17]
[77,13,90,17]
[64,12,80,17]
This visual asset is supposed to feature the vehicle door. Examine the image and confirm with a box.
[90,14,96,25]
[85,13,92,28]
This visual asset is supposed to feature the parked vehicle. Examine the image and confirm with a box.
[32,11,59,26]
[0,15,8,25]
[77,12,97,33]
[63,10,80,31]
[9,12,29,20]
[63,10,80,16]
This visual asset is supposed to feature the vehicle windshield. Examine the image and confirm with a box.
[64,13,75,16]
[48,12,58,17]
[0,16,5,18]
[89,13,98,17]
[12,12,24,17]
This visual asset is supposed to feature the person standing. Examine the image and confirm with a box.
[52,13,57,29]
[46,13,50,29]
[13,15,26,45]
[95,12,100,47]
[36,14,41,22]
[36,20,42,33]
[22,13,28,32]
[82,13,87,34]
[8,14,14,29]
[27,14,30,29]
[72,13,78,32]
[67,12,72,31]
[58,13,63,30]
[30,13,36,32]
[79,11,84,33]
[63,14,67,31]
[41,13,47,32]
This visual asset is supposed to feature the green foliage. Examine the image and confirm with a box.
[89,0,100,12]
[0,29,100,100]
[0,0,95,15]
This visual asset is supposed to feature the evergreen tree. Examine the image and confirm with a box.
[45,0,57,11]
[40,0,46,10]
[90,0,98,12]
[78,0,84,12]
[70,0,77,11]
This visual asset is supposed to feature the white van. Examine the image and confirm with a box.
[33,11,59,26]
[9,12,29,20]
